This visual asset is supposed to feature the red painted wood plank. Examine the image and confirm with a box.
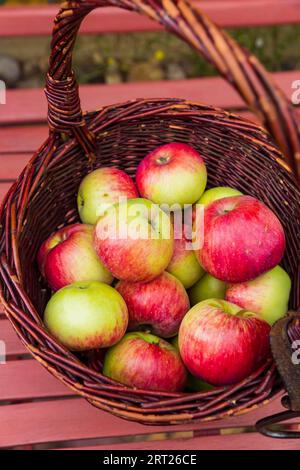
[0,78,244,125]
[0,396,284,448]
[0,153,31,179]
[0,125,48,153]
[0,319,27,357]
[0,360,73,401]
[0,1,299,39]
[0,182,14,202]
[1,71,298,126]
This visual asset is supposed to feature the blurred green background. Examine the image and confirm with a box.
[0,1,300,88]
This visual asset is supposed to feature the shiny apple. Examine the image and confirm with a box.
[136,143,207,207]
[77,167,138,224]
[103,331,187,392]
[38,224,113,291]
[94,198,174,282]
[194,195,285,282]
[44,281,128,351]
[116,272,190,338]
[179,299,271,386]
[226,265,291,325]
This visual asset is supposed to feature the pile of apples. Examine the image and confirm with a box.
[39,143,291,392]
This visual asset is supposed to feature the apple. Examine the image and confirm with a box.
[136,143,207,207]
[116,272,190,338]
[226,265,291,326]
[38,224,113,291]
[188,273,226,306]
[166,222,205,289]
[171,336,213,391]
[77,167,138,225]
[191,187,242,225]
[103,331,187,392]
[194,195,285,283]
[44,281,128,351]
[197,186,242,206]
[178,299,271,386]
[94,198,174,282]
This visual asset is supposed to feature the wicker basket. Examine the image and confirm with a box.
[1,0,300,432]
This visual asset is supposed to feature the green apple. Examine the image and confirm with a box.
[188,273,227,306]
[226,265,291,325]
[44,281,128,351]
[197,186,242,206]
[166,224,205,289]
[77,167,138,224]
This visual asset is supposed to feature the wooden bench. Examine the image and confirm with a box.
[1,0,300,450]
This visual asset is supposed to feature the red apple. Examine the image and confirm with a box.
[94,198,174,282]
[77,167,138,225]
[116,272,190,338]
[171,336,214,392]
[194,195,285,283]
[178,299,271,386]
[136,143,207,207]
[38,224,113,291]
[103,331,187,392]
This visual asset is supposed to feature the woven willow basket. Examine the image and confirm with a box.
[1,0,300,431]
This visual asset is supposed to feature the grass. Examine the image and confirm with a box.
[0,25,299,88]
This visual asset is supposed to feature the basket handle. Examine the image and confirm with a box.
[46,0,300,179]
[256,311,300,438]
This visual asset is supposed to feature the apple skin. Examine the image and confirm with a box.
[188,273,227,306]
[197,186,242,206]
[38,224,113,291]
[171,336,213,391]
[226,265,291,326]
[116,272,190,338]
[194,195,285,283]
[136,143,207,207]
[77,167,138,225]
[103,331,187,392]
[94,198,174,282]
[178,299,271,386]
[44,281,128,351]
[166,223,205,289]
